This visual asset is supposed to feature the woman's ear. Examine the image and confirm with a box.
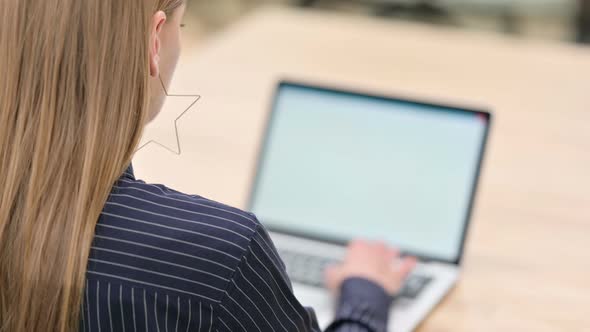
[149,11,167,78]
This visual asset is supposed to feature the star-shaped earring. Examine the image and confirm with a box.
[136,75,201,154]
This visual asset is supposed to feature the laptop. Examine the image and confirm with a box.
[247,81,491,331]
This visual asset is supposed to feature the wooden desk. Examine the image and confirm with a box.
[134,7,590,331]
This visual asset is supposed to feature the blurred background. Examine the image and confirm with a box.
[182,0,590,46]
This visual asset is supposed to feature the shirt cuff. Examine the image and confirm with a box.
[332,277,394,332]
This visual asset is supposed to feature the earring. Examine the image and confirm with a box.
[136,75,201,155]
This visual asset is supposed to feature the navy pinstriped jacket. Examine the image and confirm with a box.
[81,165,393,332]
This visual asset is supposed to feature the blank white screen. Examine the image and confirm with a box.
[250,84,488,262]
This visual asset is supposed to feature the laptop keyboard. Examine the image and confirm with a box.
[278,249,432,299]
[278,249,338,288]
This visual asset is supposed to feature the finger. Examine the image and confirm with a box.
[324,265,342,291]
[324,264,337,276]
[348,239,366,250]
[375,241,388,254]
[374,240,387,248]
[386,247,400,261]
[396,256,417,279]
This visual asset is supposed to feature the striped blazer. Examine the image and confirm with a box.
[82,165,393,332]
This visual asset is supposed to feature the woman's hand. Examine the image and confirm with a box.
[324,239,417,296]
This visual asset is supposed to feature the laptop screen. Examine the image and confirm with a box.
[249,82,490,263]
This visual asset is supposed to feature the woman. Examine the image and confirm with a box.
[0,0,416,331]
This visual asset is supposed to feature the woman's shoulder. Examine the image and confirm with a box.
[91,176,260,289]
[109,176,261,241]
[89,174,264,302]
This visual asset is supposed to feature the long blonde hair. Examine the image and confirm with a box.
[0,0,184,331]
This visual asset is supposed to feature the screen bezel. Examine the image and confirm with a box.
[247,80,492,265]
